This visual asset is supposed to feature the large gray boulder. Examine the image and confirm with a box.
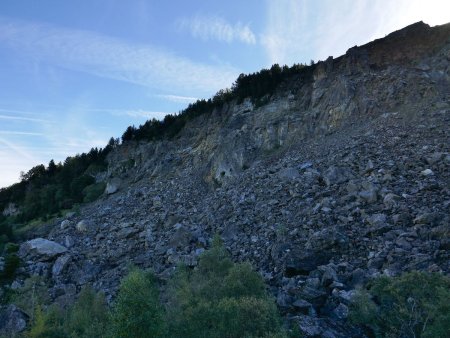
[105,178,122,194]
[0,304,28,336]
[19,238,67,261]
[76,220,88,232]
[52,254,72,278]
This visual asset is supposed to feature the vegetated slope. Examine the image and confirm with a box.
[4,21,450,336]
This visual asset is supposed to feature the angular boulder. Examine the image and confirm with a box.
[52,254,71,278]
[105,178,122,194]
[19,238,67,261]
[76,220,88,232]
[0,304,28,336]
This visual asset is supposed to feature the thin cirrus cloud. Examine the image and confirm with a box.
[260,0,450,66]
[109,109,169,120]
[260,0,386,65]
[0,130,44,136]
[0,16,239,96]
[177,15,257,45]
[80,107,171,120]
[0,114,52,124]
[0,137,40,188]
[157,94,199,104]
[0,134,95,188]
[0,137,41,161]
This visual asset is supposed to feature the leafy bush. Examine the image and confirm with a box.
[10,276,51,317]
[0,223,14,253]
[350,271,450,338]
[25,286,108,338]
[26,305,50,338]
[0,242,20,283]
[4,242,19,253]
[65,286,109,338]
[167,236,286,338]
[82,182,106,203]
[1,253,20,280]
[109,269,166,338]
[25,305,65,338]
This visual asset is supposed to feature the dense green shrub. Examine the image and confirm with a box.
[82,182,106,203]
[0,240,20,284]
[0,242,21,282]
[167,236,286,338]
[1,253,20,280]
[65,286,109,338]
[0,223,14,253]
[25,286,108,338]
[4,242,19,253]
[25,306,47,338]
[350,271,450,337]
[109,269,166,338]
[25,305,66,338]
[10,276,51,317]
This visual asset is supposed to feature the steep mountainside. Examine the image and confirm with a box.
[5,22,450,336]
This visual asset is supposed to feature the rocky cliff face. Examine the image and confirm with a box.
[10,22,450,336]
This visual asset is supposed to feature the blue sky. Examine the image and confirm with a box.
[0,0,449,188]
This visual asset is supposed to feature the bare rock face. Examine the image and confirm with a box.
[19,238,67,261]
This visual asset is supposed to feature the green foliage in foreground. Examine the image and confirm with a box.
[24,240,289,338]
[350,271,450,338]
[166,237,285,338]
[109,269,165,338]
[0,253,20,280]
[82,182,107,203]
[25,286,108,338]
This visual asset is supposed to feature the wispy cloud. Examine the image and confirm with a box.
[0,137,47,187]
[0,130,44,136]
[177,15,256,44]
[78,107,170,120]
[0,137,38,161]
[0,114,51,124]
[158,94,198,104]
[261,0,450,66]
[0,16,240,96]
[260,0,309,65]
[110,109,169,120]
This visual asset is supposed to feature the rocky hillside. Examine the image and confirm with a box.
[4,21,450,336]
